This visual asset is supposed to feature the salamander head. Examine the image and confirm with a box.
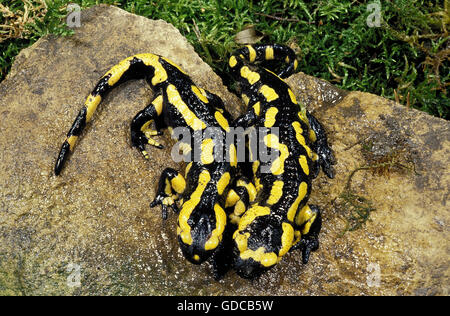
[177,201,227,264]
[232,214,292,279]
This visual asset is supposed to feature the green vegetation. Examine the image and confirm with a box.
[1,0,448,118]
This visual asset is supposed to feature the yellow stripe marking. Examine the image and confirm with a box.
[67,135,78,151]
[237,204,270,231]
[246,45,257,62]
[299,155,309,176]
[267,181,284,205]
[287,182,308,222]
[166,84,206,130]
[265,46,274,60]
[217,172,231,195]
[201,138,215,165]
[288,89,297,104]
[185,162,193,177]
[191,85,209,103]
[264,107,278,128]
[105,56,134,86]
[178,170,211,245]
[264,134,289,175]
[292,121,312,157]
[279,222,294,256]
[215,111,230,132]
[204,204,226,251]
[85,95,102,122]
[229,144,238,167]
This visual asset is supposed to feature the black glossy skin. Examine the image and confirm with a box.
[54,54,237,275]
[228,44,335,279]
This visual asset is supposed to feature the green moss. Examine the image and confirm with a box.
[0,0,448,118]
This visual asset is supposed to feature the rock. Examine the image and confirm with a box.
[0,5,448,295]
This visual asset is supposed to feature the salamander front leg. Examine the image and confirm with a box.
[130,93,165,159]
[307,112,335,179]
[150,168,186,220]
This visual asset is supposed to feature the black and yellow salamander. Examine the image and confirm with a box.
[54,53,239,276]
[227,44,335,279]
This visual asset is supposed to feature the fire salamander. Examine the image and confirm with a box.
[227,44,335,279]
[54,53,239,276]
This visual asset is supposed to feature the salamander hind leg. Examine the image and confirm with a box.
[292,204,322,264]
[150,168,186,220]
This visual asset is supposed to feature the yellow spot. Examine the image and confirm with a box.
[229,55,238,68]
[171,174,186,194]
[240,66,260,85]
[298,110,309,124]
[201,138,215,165]
[164,179,172,196]
[264,107,279,128]
[309,129,317,143]
[288,89,297,104]
[191,85,209,103]
[241,94,250,106]
[299,155,309,176]
[246,45,257,62]
[152,94,164,116]
[287,182,308,222]
[311,152,319,162]
[267,181,284,205]
[279,222,294,256]
[252,160,260,174]
[264,134,289,175]
[259,85,279,102]
[178,170,211,245]
[294,59,298,71]
[67,135,78,151]
[193,254,200,262]
[229,144,238,167]
[265,46,274,60]
[225,189,240,208]
[185,162,193,177]
[166,84,206,130]
[204,204,226,251]
[253,101,261,115]
[295,205,317,235]
[215,111,230,132]
[285,56,290,63]
[85,95,102,122]
[217,172,231,195]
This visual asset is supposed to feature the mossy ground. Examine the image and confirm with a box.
[1,0,448,118]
